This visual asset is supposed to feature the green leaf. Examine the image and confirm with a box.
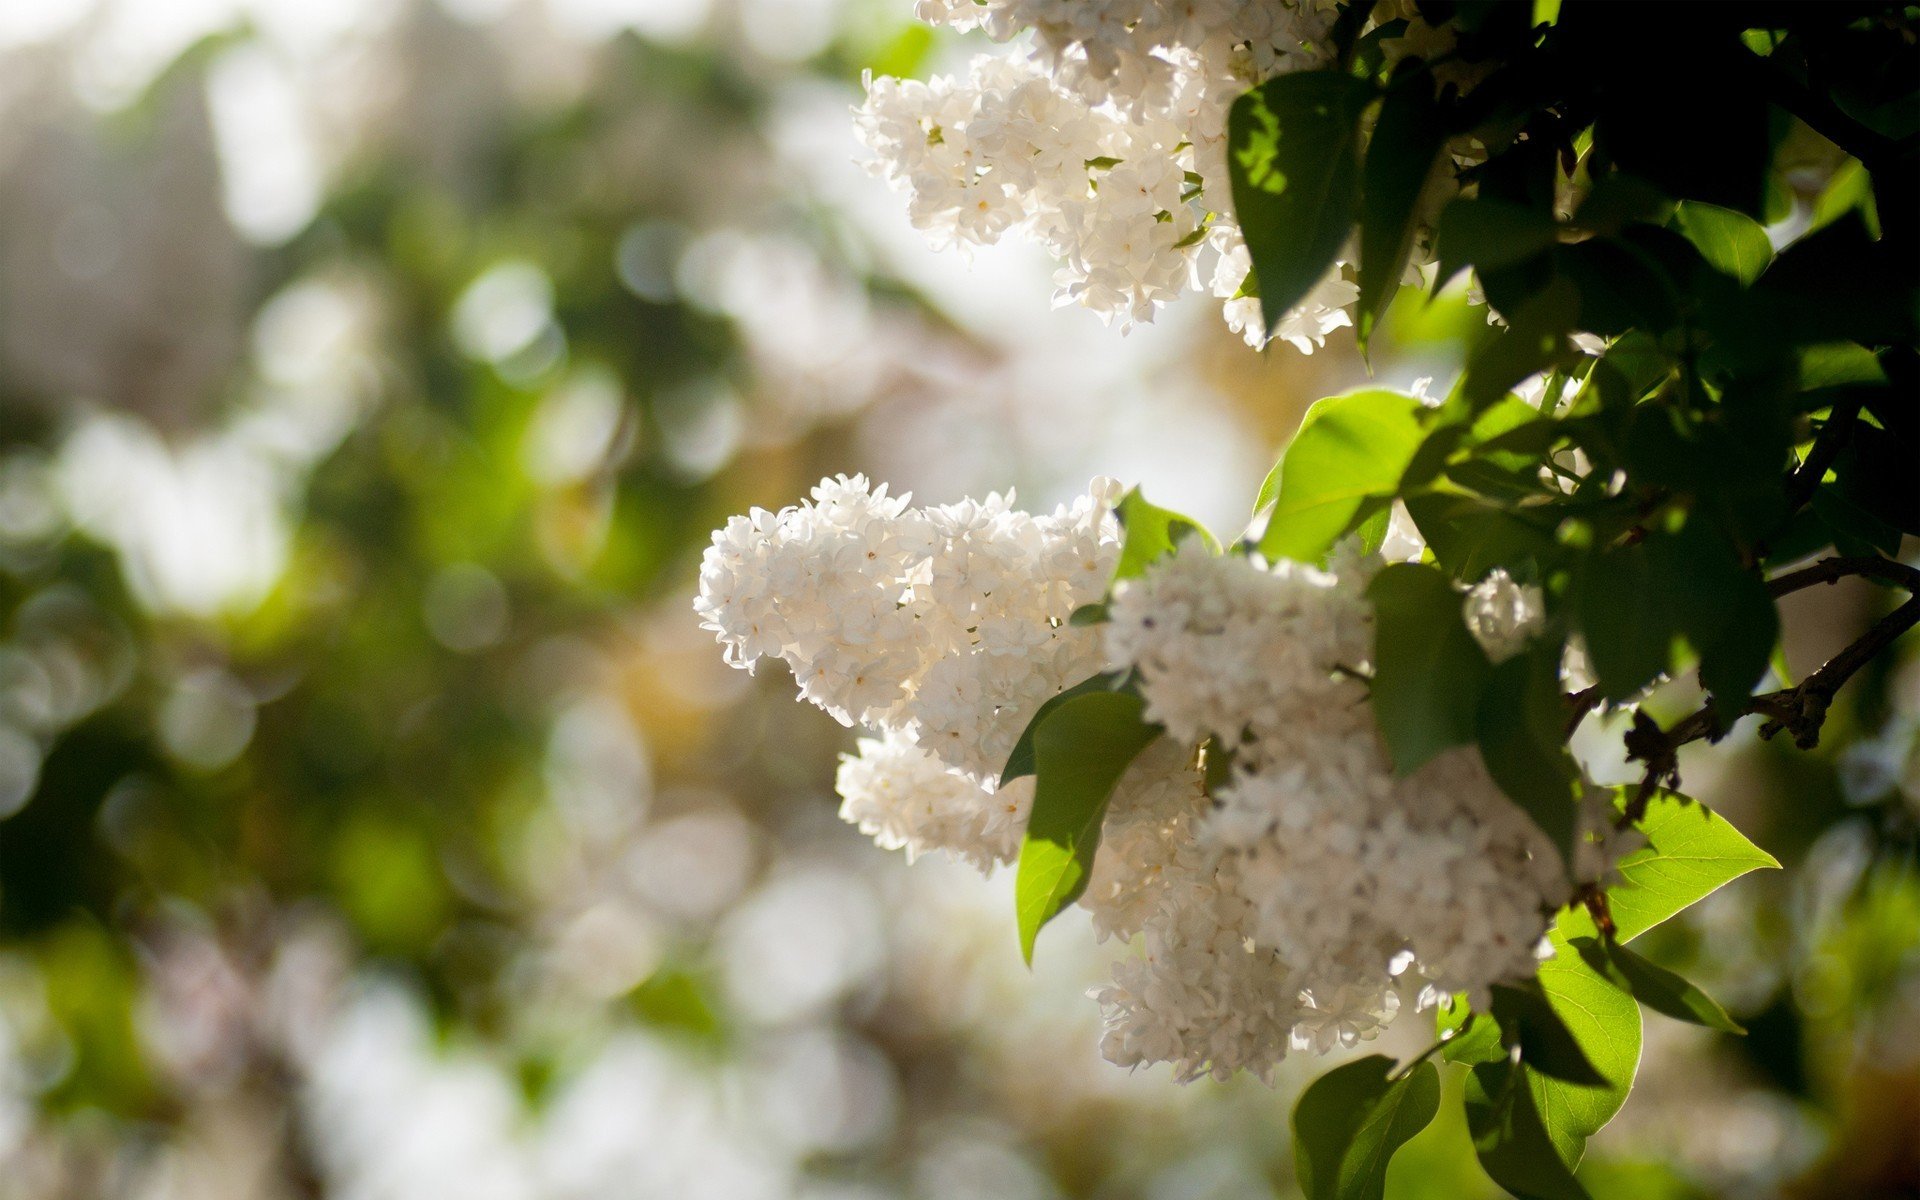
[1644,524,1779,709]
[1014,692,1161,963]
[1228,71,1375,335]
[1490,981,1607,1088]
[1366,563,1493,775]
[1573,543,1674,703]
[1292,1056,1442,1200]
[1258,389,1426,564]
[1000,672,1127,784]
[1796,342,1886,395]
[1438,1003,1506,1066]
[1560,791,1777,945]
[1434,197,1560,288]
[1571,938,1744,1034]
[1808,157,1880,241]
[1465,1061,1591,1200]
[1068,602,1109,627]
[1668,201,1772,286]
[1113,487,1219,582]
[1528,940,1641,1164]
[1357,70,1447,350]
[1404,493,1559,583]
[1476,652,1580,867]
[1461,278,1580,411]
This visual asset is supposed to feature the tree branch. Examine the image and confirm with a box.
[1612,555,1920,826]
[1765,554,1920,598]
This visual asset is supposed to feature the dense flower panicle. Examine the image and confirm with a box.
[696,473,1123,868]
[1208,740,1565,1013]
[835,731,1032,870]
[855,3,1358,342]
[1084,539,1581,1080]
[699,474,1595,1085]
[1103,541,1376,765]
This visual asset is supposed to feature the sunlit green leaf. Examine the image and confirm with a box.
[1572,937,1745,1033]
[1560,792,1778,945]
[1491,980,1607,1088]
[1000,672,1128,784]
[1113,487,1219,582]
[1669,201,1772,286]
[1529,933,1642,1165]
[1259,389,1426,564]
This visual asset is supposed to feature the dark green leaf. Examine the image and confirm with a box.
[1014,692,1161,963]
[1366,563,1493,775]
[1404,493,1559,583]
[1435,197,1560,289]
[1068,602,1109,627]
[1477,652,1581,866]
[1574,543,1674,702]
[1830,423,1920,537]
[1643,524,1779,708]
[1228,71,1375,334]
[1292,1055,1441,1200]
[1259,389,1427,564]
[1465,1061,1591,1200]
[1113,487,1219,581]
[1357,70,1448,349]
[1571,938,1744,1034]
[1462,278,1581,411]
[1570,173,1674,235]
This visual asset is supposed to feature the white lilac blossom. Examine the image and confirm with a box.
[855,2,1360,344]
[835,730,1033,871]
[1082,544,1575,1081]
[696,473,1123,866]
[698,475,1602,1085]
[1462,567,1547,664]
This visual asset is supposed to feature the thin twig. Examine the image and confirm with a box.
[1614,556,1920,826]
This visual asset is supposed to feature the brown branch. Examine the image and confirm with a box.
[1613,555,1920,827]
[1765,554,1920,599]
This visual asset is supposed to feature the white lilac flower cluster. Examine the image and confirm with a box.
[855,1,1361,347]
[697,478,1613,1085]
[1088,542,1584,1081]
[694,474,1125,868]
